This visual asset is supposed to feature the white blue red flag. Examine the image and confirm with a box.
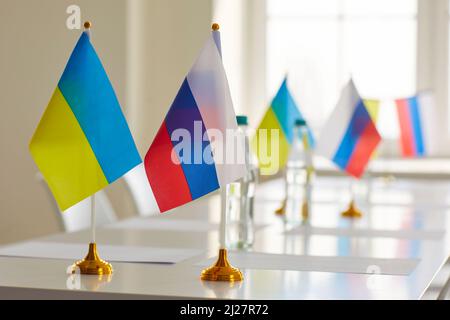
[144,29,246,212]
[395,92,437,157]
[316,80,381,178]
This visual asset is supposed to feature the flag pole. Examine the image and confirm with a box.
[201,183,243,282]
[219,188,227,248]
[90,194,96,243]
[200,23,243,282]
[70,21,113,276]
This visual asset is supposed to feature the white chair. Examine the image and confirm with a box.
[123,163,159,216]
[36,173,117,232]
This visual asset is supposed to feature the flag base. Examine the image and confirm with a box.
[301,201,309,220]
[341,200,362,218]
[274,198,286,215]
[71,243,113,275]
[200,249,243,282]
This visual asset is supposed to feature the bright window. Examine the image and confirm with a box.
[266,0,417,139]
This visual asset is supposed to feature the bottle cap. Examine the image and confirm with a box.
[236,115,248,126]
[295,119,306,126]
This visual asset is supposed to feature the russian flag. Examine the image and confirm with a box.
[395,92,437,157]
[144,29,246,212]
[316,80,381,178]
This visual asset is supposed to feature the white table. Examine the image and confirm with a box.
[0,177,449,299]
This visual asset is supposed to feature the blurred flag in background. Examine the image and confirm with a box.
[316,80,381,178]
[253,77,314,175]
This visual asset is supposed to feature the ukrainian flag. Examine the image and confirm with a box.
[29,31,141,211]
[252,77,314,175]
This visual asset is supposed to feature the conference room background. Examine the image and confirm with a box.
[1,0,450,245]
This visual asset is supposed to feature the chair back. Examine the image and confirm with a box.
[123,164,159,216]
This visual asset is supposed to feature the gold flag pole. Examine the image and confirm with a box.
[200,23,243,282]
[70,21,113,276]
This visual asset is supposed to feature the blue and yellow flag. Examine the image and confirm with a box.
[252,77,314,174]
[29,31,141,211]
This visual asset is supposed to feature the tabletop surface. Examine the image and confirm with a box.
[0,177,449,299]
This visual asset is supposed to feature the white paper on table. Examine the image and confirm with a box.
[196,251,420,275]
[0,241,202,264]
[284,225,445,240]
[106,218,267,232]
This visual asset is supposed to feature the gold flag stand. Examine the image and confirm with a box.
[301,200,309,220]
[200,248,243,282]
[274,198,286,215]
[201,34,243,280]
[275,169,287,215]
[71,242,113,275]
[341,199,362,218]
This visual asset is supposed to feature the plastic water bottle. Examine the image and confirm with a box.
[284,119,312,225]
[226,115,258,249]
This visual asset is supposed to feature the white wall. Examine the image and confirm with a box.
[0,0,128,244]
[127,0,213,153]
[212,0,267,128]
[417,0,450,156]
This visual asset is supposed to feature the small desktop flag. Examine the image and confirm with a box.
[29,31,141,211]
[252,77,314,175]
[144,28,246,212]
[316,80,381,178]
[395,92,437,157]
